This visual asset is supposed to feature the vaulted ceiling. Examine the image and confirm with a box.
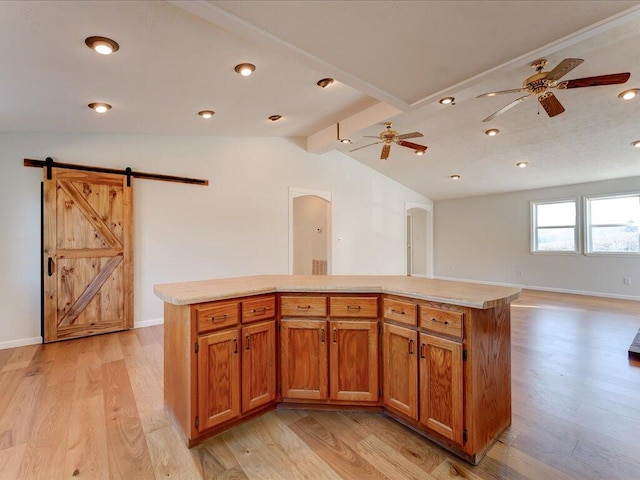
[1,1,639,199]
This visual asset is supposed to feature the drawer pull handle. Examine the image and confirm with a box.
[420,343,426,359]
[252,307,268,315]
[391,309,405,315]
[333,329,337,344]
[245,335,250,350]
[347,305,361,311]
[432,318,449,325]
[320,328,325,343]
[297,305,312,310]
[233,338,238,354]
[408,339,415,355]
[212,314,228,322]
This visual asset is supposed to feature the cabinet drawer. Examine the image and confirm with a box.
[196,301,240,334]
[419,306,463,339]
[281,296,327,317]
[330,296,378,318]
[383,298,417,326]
[242,295,276,324]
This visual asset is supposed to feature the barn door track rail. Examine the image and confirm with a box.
[24,157,208,186]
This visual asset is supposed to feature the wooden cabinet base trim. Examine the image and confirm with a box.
[277,403,384,413]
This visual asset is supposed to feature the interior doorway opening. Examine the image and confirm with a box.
[289,188,332,275]
[405,203,433,277]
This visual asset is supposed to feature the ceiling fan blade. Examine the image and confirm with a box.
[559,72,630,89]
[363,135,381,139]
[349,141,381,152]
[482,94,531,122]
[538,92,565,118]
[396,132,424,140]
[476,88,526,98]
[380,144,391,160]
[544,58,584,82]
[397,140,428,152]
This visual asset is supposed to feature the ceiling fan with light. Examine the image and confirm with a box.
[349,123,427,160]
[477,58,630,122]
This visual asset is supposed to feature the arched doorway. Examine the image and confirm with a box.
[289,188,332,275]
[405,202,433,277]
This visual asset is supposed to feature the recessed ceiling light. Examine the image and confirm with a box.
[415,150,425,156]
[516,161,529,168]
[340,138,351,144]
[439,97,455,105]
[632,140,640,148]
[450,174,461,180]
[485,128,500,136]
[234,63,256,76]
[268,115,282,122]
[85,36,119,55]
[88,102,111,113]
[317,78,335,88]
[198,110,215,119]
[618,88,639,100]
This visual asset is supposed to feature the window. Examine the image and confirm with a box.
[585,193,640,254]
[531,199,578,253]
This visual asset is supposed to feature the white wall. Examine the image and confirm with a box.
[434,176,640,300]
[0,133,430,347]
[293,195,328,275]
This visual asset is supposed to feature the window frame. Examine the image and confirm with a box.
[530,198,580,255]
[584,192,640,256]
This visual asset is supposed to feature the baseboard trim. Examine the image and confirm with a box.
[0,336,43,350]
[434,275,640,302]
[134,317,164,329]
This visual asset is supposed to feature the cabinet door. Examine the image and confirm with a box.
[281,320,328,400]
[242,321,276,412]
[383,324,418,419]
[330,321,379,401]
[198,329,240,431]
[419,333,463,443]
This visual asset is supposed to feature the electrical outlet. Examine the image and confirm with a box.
[516,270,523,277]
[623,277,632,285]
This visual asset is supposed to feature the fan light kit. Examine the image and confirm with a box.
[415,150,425,156]
[268,115,282,122]
[88,103,111,113]
[619,88,639,100]
[340,138,351,144]
[85,36,119,55]
[234,63,256,76]
[485,128,500,136]
[439,97,455,105]
[450,174,461,180]
[349,123,427,160]
[317,78,335,88]
[477,58,630,121]
[632,140,640,148]
[516,161,529,168]
[198,110,215,119]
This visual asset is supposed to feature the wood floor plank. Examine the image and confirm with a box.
[486,441,579,480]
[289,415,387,480]
[16,381,75,479]
[128,365,170,434]
[98,332,125,364]
[102,359,155,479]
[194,435,249,480]
[0,345,38,373]
[356,433,437,480]
[119,329,149,370]
[0,443,26,479]
[430,458,486,480]
[63,394,109,479]
[146,424,202,479]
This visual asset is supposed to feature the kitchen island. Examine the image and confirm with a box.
[154,275,521,464]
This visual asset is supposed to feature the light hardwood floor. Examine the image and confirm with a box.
[0,290,639,479]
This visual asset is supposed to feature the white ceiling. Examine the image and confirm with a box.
[1,0,639,200]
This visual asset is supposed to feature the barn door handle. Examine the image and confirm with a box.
[47,257,54,276]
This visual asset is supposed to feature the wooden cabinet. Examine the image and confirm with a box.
[242,321,276,412]
[329,320,379,401]
[419,332,463,443]
[280,319,328,400]
[382,323,418,419]
[197,328,240,431]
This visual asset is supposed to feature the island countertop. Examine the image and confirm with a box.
[153,275,521,309]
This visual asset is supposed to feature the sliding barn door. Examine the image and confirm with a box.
[43,168,133,343]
